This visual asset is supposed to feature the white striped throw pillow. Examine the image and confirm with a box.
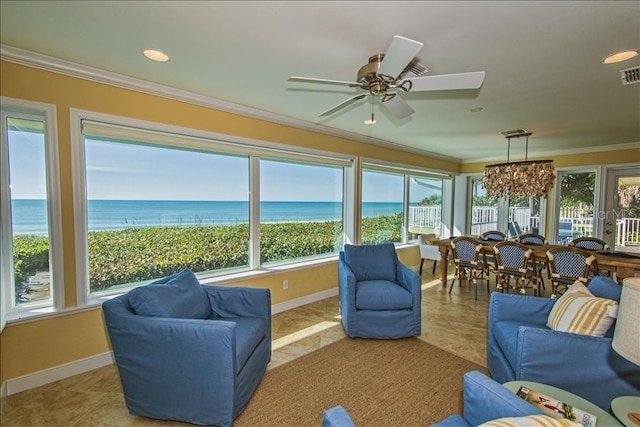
[547,281,618,336]
[480,415,580,427]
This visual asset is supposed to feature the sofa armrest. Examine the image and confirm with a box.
[462,371,543,425]
[515,326,640,410]
[488,292,555,326]
[322,405,356,427]
[204,286,271,321]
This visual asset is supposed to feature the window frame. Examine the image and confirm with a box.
[1,97,63,325]
[361,159,453,244]
[463,173,548,238]
[70,109,354,305]
[550,166,601,244]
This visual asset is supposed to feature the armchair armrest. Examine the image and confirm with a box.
[488,292,555,326]
[515,326,640,410]
[322,405,356,427]
[463,371,542,425]
[338,258,357,303]
[205,286,271,321]
[396,262,421,299]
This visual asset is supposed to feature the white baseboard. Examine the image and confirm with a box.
[6,351,114,396]
[271,287,339,314]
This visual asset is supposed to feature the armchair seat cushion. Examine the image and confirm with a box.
[355,280,413,310]
[227,316,269,370]
[493,321,542,366]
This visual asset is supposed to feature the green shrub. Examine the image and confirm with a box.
[14,213,403,292]
[13,235,49,284]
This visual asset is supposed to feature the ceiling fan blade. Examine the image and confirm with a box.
[289,76,360,87]
[380,94,415,119]
[407,71,486,91]
[377,35,424,80]
[319,93,368,117]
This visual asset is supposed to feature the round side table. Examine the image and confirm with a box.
[611,396,640,427]
[503,380,622,426]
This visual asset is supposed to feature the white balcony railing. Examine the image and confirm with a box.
[409,205,640,247]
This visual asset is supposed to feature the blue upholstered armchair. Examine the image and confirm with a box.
[338,243,421,339]
[323,371,543,427]
[102,269,271,427]
[488,276,640,411]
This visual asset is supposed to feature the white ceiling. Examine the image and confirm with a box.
[1,1,639,162]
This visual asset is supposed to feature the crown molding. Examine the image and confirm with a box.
[0,44,460,164]
[460,141,640,164]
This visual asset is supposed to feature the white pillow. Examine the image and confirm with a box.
[480,414,580,427]
[547,282,618,336]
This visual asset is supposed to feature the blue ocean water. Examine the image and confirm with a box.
[12,199,403,235]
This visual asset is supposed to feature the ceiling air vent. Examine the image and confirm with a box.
[620,66,640,85]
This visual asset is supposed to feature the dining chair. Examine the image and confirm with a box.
[418,234,441,275]
[516,233,548,246]
[546,246,598,298]
[569,236,612,278]
[450,237,488,300]
[480,230,507,242]
[480,230,507,285]
[569,236,610,251]
[493,241,542,296]
[515,232,549,291]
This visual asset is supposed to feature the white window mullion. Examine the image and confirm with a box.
[249,156,260,269]
[70,109,90,306]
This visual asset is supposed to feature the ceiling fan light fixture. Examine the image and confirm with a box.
[603,50,638,64]
[143,49,169,62]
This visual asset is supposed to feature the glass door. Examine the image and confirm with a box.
[604,168,640,253]
[554,170,597,245]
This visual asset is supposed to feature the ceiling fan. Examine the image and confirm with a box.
[288,35,486,120]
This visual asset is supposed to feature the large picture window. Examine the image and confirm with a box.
[361,169,404,244]
[74,113,351,301]
[82,137,251,295]
[361,165,450,244]
[1,100,62,323]
[260,159,344,264]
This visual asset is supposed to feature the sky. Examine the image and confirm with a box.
[9,131,439,202]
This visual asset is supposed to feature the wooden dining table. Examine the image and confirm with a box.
[434,237,640,286]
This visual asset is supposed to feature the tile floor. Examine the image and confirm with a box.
[1,266,498,426]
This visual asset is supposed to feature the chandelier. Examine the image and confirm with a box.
[483,131,555,199]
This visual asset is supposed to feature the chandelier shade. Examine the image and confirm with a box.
[483,131,555,199]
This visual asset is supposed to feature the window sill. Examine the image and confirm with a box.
[4,245,416,327]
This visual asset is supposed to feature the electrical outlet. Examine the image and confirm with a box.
[282,280,289,290]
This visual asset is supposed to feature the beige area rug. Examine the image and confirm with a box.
[235,337,487,427]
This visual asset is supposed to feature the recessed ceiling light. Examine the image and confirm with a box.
[143,49,169,62]
[603,50,638,64]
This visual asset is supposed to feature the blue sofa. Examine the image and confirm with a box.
[487,276,640,411]
[322,371,543,426]
[338,243,421,339]
[102,269,271,427]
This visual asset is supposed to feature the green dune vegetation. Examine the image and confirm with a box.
[13,213,403,296]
